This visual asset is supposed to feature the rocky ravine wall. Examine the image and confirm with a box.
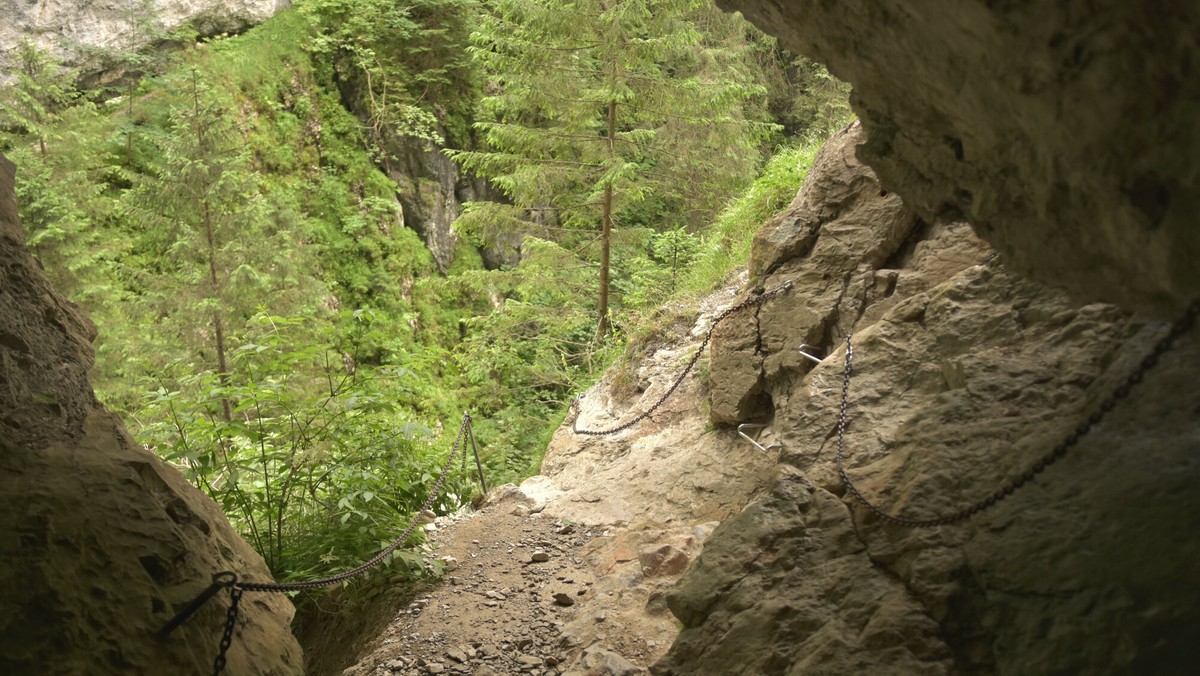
[0,0,290,76]
[0,154,302,673]
[650,123,1200,674]
[385,136,517,274]
[717,0,1200,319]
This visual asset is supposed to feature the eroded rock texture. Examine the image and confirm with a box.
[385,137,515,273]
[0,154,302,674]
[718,0,1200,317]
[655,124,1200,674]
[0,0,289,75]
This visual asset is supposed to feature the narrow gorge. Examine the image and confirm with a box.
[2,1,1197,675]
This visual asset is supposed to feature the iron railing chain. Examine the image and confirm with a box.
[163,412,478,675]
[212,584,242,676]
[572,281,793,436]
[836,299,1200,527]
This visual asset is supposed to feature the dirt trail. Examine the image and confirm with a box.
[339,284,779,675]
[341,495,660,676]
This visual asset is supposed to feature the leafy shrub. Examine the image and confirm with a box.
[138,314,479,580]
[680,142,820,294]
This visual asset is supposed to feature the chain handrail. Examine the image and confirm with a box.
[160,411,479,675]
[572,281,793,436]
[836,299,1200,527]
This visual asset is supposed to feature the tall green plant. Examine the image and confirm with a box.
[0,41,75,156]
[450,0,772,339]
[139,313,470,577]
[123,67,323,403]
[681,142,820,293]
[446,238,606,481]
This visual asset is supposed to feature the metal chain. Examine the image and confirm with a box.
[236,411,471,592]
[572,281,793,436]
[836,299,1200,527]
[163,413,478,675]
[212,585,242,676]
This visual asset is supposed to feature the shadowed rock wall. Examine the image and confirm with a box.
[718,0,1200,318]
[654,123,1200,675]
[0,153,302,674]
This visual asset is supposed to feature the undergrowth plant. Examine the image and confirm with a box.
[1,0,847,587]
[138,313,475,580]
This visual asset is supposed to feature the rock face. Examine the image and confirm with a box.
[386,137,515,273]
[717,0,1200,318]
[0,153,302,674]
[650,123,1200,674]
[0,0,290,71]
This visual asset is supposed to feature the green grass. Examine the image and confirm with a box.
[680,142,821,295]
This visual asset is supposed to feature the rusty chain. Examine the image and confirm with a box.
[836,299,1200,527]
[572,281,793,436]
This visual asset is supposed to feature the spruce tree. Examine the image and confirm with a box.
[450,0,769,339]
[0,41,74,157]
[122,68,311,426]
[1,42,120,311]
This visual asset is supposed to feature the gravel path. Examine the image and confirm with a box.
[341,499,647,676]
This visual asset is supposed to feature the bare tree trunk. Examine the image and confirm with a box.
[193,68,233,427]
[203,199,233,426]
[596,98,617,341]
[126,82,134,168]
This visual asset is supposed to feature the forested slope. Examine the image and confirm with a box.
[0,0,850,584]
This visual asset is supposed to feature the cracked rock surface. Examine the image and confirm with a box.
[0,0,288,80]
[719,0,1200,317]
[653,122,1200,674]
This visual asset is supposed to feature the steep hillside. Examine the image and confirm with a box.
[328,119,1199,675]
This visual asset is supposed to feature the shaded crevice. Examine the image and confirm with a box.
[882,217,934,270]
[738,301,774,421]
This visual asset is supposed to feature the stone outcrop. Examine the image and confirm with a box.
[0,0,290,75]
[387,138,516,273]
[0,153,302,674]
[649,123,1200,674]
[718,0,1200,318]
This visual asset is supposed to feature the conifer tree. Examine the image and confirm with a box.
[0,40,74,156]
[122,68,311,425]
[450,0,770,338]
[1,42,118,310]
[105,0,168,168]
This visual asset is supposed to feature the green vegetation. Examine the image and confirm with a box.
[450,0,772,338]
[682,142,822,293]
[0,0,849,584]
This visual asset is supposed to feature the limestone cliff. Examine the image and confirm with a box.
[717,0,1200,318]
[0,0,289,74]
[384,136,514,273]
[0,153,302,674]
[644,123,1200,674]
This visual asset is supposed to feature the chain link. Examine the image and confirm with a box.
[836,299,1200,527]
[236,412,471,592]
[572,281,793,436]
[212,585,242,676]
[194,412,477,675]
